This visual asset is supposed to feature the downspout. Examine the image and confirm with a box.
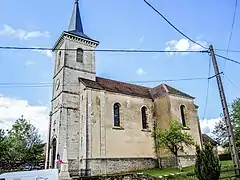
[85,89,89,176]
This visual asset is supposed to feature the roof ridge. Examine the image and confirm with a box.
[162,84,169,93]
[164,83,194,99]
[96,76,151,89]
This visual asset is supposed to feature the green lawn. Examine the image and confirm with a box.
[138,160,234,178]
[138,166,194,176]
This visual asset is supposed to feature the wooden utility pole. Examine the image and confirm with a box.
[209,45,240,178]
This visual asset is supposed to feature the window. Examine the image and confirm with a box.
[180,105,186,127]
[141,106,148,129]
[113,103,120,127]
[77,48,83,63]
[57,51,61,69]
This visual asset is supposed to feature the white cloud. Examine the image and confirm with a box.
[0,94,49,142]
[24,60,35,67]
[137,68,147,76]
[165,38,207,56]
[139,36,144,43]
[33,49,53,58]
[0,24,50,40]
[199,117,221,136]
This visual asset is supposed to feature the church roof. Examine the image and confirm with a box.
[202,134,218,146]
[79,77,194,100]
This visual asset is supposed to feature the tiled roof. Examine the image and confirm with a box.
[202,134,218,146]
[79,77,194,100]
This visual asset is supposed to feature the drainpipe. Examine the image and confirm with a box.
[85,89,89,176]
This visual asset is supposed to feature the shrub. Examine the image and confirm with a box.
[195,143,221,180]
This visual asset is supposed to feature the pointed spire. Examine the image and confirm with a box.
[68,0,84,34]
[63,0,99,44]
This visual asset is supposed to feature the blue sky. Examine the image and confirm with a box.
[0,0,239,139]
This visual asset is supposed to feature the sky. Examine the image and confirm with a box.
[0,0,239,142]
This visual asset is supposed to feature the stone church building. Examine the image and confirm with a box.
[45,0,202,177]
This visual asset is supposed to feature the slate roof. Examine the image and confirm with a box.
[79,77,194,100]
[67,0,98,42]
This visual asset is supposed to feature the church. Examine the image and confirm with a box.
[45,0,202,177]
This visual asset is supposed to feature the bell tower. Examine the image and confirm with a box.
[45,0,99,173]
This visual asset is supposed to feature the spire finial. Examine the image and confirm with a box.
[75,0,78,4]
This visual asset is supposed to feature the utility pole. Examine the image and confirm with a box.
[209,45,240,178]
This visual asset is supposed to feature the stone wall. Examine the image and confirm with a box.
[158,155,196,168]
[179,155,196,167]
[69,157,158,176]
[68,156,195,177]
[73,174,160,180]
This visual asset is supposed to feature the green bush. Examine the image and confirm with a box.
[195,143,221,180]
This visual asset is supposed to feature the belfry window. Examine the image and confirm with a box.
[113,103,120,127]
[180,105,186,127]
[141,106,148,129]
[57,51,61,69]
[76,48,83,63]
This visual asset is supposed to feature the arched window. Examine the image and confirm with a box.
[51,138,57,168]
[113,103,120,127]
[57,51,61,69]
[141,106,148,129]
[180,105,186,127]
[76,48,83,63]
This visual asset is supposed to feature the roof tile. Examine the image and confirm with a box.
[79,77,194,100]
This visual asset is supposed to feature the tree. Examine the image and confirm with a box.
[152,120,195,167]
[0,116,44,170]
[0,129,7,160]
[212,98,240,149]
[212,118,228,147]
[195,142,221,180]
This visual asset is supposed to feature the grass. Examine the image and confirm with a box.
[138,160,234,178]
[137,166,194,176]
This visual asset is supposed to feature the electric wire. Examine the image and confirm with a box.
[0,46,207,53]
[202,55,211,120]
[215,54,240,65]
[0,77,209,88]
[143,0,208,49]
[214,49,240,53]
[223,73,240,91]
[223,0,238,70]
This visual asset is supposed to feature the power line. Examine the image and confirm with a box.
[223,73,240,91]
[202,55,211,120]
[0,77,208,88]
[143,0,207,49]
[215,54,240,65]
[2,45,240,53]
[223,0,238,70]
[214,49,240,53]
[0,46,208,53]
